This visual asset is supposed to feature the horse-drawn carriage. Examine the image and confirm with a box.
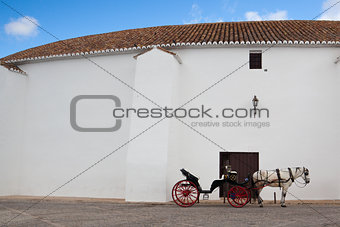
[172,167,310,208]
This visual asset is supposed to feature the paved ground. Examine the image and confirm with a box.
[0,198,339,227]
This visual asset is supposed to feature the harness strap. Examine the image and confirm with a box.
[288,167,294,182]
[276,168,281,188]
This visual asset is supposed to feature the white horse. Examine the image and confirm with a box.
[252,167,310,207]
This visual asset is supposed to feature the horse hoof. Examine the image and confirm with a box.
[281,204,286,207]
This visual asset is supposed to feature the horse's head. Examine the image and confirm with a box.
[302,167,310,184]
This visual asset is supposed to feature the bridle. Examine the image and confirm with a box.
[294,167,310,188]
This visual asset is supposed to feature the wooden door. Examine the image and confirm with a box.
[219,152,259,197]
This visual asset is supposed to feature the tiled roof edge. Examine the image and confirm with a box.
[0,62,27,75]
[3,40,340,65]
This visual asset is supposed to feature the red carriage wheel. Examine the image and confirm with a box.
[172,180,199,207]
[227,186,249,208]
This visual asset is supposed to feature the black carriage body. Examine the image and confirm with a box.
[173,168,251,208]
[180,168,247,194]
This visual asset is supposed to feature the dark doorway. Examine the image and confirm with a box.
[219,152,259,197]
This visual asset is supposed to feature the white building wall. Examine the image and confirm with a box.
[0,46,339,201]
[0,67,27,195]
[126,48,179,202]
[0,53,136,198]
[168,47,340,200]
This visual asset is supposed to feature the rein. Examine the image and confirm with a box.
[294,178,308,188]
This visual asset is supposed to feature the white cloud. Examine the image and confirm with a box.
[245,11,262,21]
[266,11,288,20]
[184,4,224,24]
[318,0,340,20]
[245,10,288,21]
[4,16,39,37]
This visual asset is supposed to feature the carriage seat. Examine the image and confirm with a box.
[180,168,200,186]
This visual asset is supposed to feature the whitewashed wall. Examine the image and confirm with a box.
[126,48,179,202]
[168,47,340,201]
[0,53,136,198]
[0,67,27,195]
[0,46,339,201]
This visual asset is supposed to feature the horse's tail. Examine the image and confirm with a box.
[250,173,255,187]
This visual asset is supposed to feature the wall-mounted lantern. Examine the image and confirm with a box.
[252,95,259,117]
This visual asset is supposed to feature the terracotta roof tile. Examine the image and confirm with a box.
[0,63,27,75]
[1,20,339,64]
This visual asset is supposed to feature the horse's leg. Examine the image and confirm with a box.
[280,187,288,207]
[257,188,263,207]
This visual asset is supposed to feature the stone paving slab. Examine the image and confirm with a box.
[0,197,339,227]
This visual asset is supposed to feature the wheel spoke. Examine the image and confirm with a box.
[172,180,198,207]
[227,186,248,208]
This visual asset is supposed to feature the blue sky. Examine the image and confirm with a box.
[0,0,339,58]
